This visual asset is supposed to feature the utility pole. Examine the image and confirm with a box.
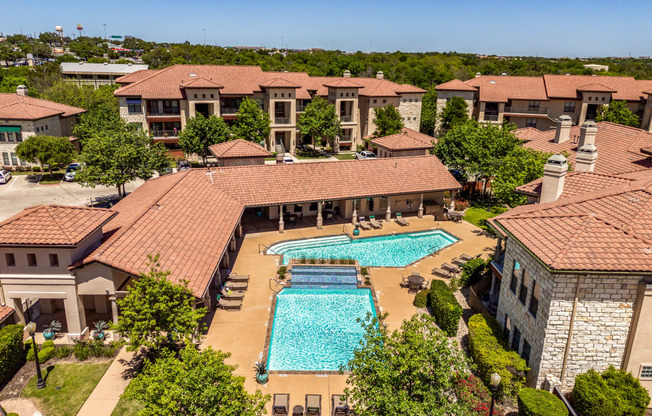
[203,29,206,45]
[103,23,107,40]
[281,36,284,50]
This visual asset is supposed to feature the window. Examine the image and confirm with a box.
[383,99,387,104]
[340,93,343,97]
[346,93,349,97]
[309,202,318,211]
[373,99,377,104]
[194,94,197,98]
[588,97,592,101]
[49,253,59,267]
[16,132,22,142]
[402,99,406,103]
[602,97,606,101]
[0,133,4,142]
[529,281,540,318]
[27,253,37,267]
[512,326,521,351]
[526,118,537,128]
[641,367,652,378]
[10,153,18,165]
[127,99,141,114]
[202,94,206,99]
[281,93,285,98]
[564,102,576,113]
[415,98,418,102]
[510,260,520,293]
[522,340,531,366]
[5,253,15,267]
[519,270,530,304]
[289,93,292,98]
[210,94,214,98]
[528,100,540,110]
[503,315,511,340]
[45,125,48,130]
[2,152,9,165]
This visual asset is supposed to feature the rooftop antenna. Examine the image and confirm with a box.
[103,23,107,40]
[203,29,206,45]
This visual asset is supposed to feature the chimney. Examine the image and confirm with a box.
[16,85,28,96]
[540,154,568,203]
[575,144,598,172]
[376,71,384,79]
[475,72,481,78]
[578,121,598,148]
[554,115,572,143]
[343,70,351,78]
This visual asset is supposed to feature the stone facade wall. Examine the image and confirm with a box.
[398,93,423,131]
[118,97,147,129]
[0,119,36,167]
[435,90,474,133]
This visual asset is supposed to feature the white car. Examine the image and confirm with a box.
[355,151,377,160]
[64,163,82,182]
[0,170,11,184]
[283,157,294,164]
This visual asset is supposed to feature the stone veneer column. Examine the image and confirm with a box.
[418,194,424,218]
[279,205,284,233]
[235,221,243,238]
[385,197,391,221]
[109,297,119,323]
[229,237,237,252]
[352,199,358,225]
[317,202,323,229]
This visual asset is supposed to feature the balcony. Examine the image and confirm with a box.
[275,116,291,125]
[340,135,352,143]
[483,113,499,121]
[220,107,239,115]
[147,110,181,117]
[503,106,549,116]
[340,115,353,123]
[151,129,178,138]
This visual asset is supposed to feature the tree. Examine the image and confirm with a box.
[296,96,342,149]
[124,345,269,416]
[232,98,271,144]
[373,105,404,137]
[116,255,207,351]
[76,126,170,198]
[15,136,74,177]
[343,313,472,416]
[596,100,640,127]
[38,32,60,47]
[419,88,437,136]
[178,113,231,164]
[439,96,469,131]
[492,147,551,206]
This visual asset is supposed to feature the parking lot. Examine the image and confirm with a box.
[0,174,144,221]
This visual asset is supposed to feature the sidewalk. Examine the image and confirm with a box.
[77,347,143,416]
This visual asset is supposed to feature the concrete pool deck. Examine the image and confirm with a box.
[201,214,496,414]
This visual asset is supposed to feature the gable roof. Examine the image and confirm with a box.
[371,128,435,151]
[543,74,652,101]
[465,76,548,102]
[435,79,477,92]
[180,77,224,89]
[0,305,13,324]
[515,171,635,198]
[322,79,363,89]
[0,205,116,246]
[259,77,301,89]
[0,94,85,121]
[208,139,272,159]
[577,83,616,93]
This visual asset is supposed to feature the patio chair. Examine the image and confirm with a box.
[451,257,468,266]
[325,212,334,221]
[217,298,242,310]
[460,253,478,262]
[225,281,248,291]
[408,280,421,294]
[395,212,409,226]
[358,217,372,230]
[400,276,410,288]
[273,394,290,415]
[442,262,461,273]
[332,394,348,416]
[447,211,463,222]
[369,215,382,229]
[228,274,250,283]
[306,394,322,415]
[420,278,431,290]
[432,268,452,279]
[222,290,245,300]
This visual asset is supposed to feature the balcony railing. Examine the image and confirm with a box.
[340,115,353,122]
[483,114,499,121]
[275,117,291,124]
[147,110,181,117]
[340,135,352,142]
[220,107,239,115]
[503,106,548,115]
[151,130,179,138]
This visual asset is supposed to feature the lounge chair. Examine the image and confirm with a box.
[432,268,452,279]
[306,394,322,415]
[225,281,248,291]
[217,298,242,310]
[442,262,461,273]
[332,395,348,416]
[460,253,477,261]
[222,290,245,300]
[451,257,467,266]
[228,273,250,283]
[358,217,371,230]
[273,394,290,415]
[395,212,409,226]
[369,215,382,229]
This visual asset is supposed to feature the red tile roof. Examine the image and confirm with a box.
[516,122,652,175]
[208,139,272,159]
[0,305,13,323]
[515,171,635,198]
[371,128,435,151]
[465,76,548,102]
[0,94,85,121]
[180,77,224,89]
[435,79,478,92]
[543,75,652,101]
[577,83,616,93]
[322,79,363,89]
[0,205,116,246]
[259,78,301,89]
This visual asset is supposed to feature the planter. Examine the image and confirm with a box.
[43,329,55,340]
[256,211,263,218]
[256,372,269,384]
[93,331,105,340]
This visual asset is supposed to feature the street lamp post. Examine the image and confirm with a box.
[489,372,501,416]
[26,322,46,389]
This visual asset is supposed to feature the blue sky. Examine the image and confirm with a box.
[2,0,651,57]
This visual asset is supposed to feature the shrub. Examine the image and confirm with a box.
[468,314,527,398]
[455,373,504,416]
[360,267,368,276]
[571,366,650,416]
[73,341,90,361]
[518,388,568,416]
[38,347,56,364]
[42,340,55,349]
[413,290,430,308]
[55,345,71,358]
[429,280,462,336]
[461,258,485,287]
[0,325,26,386]
[32,166,42,172]
[309,258,316,264]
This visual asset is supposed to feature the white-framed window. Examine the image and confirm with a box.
[564,102,576,113]
[641,366,652,379]
[526,118,537,128]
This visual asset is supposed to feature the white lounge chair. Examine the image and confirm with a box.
[395,212,409,226]
[359,217,372,230]
[369,215,382,229]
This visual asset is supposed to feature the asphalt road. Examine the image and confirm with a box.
[0,174,145,222]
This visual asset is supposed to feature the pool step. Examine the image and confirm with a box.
[267,235,351,254]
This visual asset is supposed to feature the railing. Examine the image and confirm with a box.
[275,117,291,124]
[340,115,353,122]
[503,106,548,115]
[259,242,279,255]
[483,114,499,121]
[147,110,181,117]
[220,107,239,115]
[151,130,179,138]
[340,135,352,142]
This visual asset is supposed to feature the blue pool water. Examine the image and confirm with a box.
[267,286,376,372]
[268,229,457,267]
[290,265,358,288]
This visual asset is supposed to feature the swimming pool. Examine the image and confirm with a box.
[268,229,458,267]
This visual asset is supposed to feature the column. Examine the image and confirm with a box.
[278,205,284,233]
[9,298,25,324]
[235,220,243,238]
[317,201,323,229]
[495,237,503,260]
[418,194,424,218]
[64,294,87,334]
[352,199,358,225]
[94,295,108,314]
[450,191,456,211]
[385,196,391,221]
[221,252,230,269]
[109,297,119,323]
[490,274,497,296]
[229,237,237,252]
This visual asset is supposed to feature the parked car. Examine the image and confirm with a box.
[355,151,377,160]
[64,163,82,182]
[177,161,191,171]
[0,170,11,184]
[283,157,294,164]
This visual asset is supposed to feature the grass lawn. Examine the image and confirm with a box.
[264,157,276,161]
[332,153,356,160]
[463,204,507,232]
[38,172,65,184]
[22,362,111,416]
[111,394,144,416]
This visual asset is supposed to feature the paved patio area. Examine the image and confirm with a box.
[202,214,495,414]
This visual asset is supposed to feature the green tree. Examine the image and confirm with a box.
[76,126,170,198]
[124,345,269,416]
[232,98,271,144]
[373,105,404,137]
[15,136,75,177]
[296,96,342,149]
[343,313,472,416]
[419,88,437,136]
[38,32,60,47]
[492,147,552,206]
[596,100,640,127]
[439,96,469,130]
[116,255,207,351]
[178,113,231,164]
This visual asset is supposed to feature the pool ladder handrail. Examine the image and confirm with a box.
[342,223,354,238]
[259,242,280,255]
[269,276,286,293]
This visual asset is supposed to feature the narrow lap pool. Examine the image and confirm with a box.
[268,229,457,267]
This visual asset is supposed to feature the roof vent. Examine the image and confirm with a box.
[475,72,481,78]
[489,80,496,84]
[189,73,197,77]
[566,73,570,76]
[501,72,507,76]
[376,71,384,79]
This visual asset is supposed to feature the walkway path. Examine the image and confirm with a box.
[77,347,143,416]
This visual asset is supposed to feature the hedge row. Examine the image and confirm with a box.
[460,258,486,287]
[429,280,462,337]
[413,289,430,307]
[468,314,527,398]
[571,366,650,416]
[517,388,568,416]
[0,324,25,387]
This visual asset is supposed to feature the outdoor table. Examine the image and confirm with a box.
[408,274,425,285]
[292,405,304,416]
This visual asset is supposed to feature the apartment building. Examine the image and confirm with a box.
[61,62,149,88]
[113,65,426,155]
[0,86,85,169]
[435,74,652,132]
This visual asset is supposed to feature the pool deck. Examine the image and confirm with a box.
[201,214,496,414]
